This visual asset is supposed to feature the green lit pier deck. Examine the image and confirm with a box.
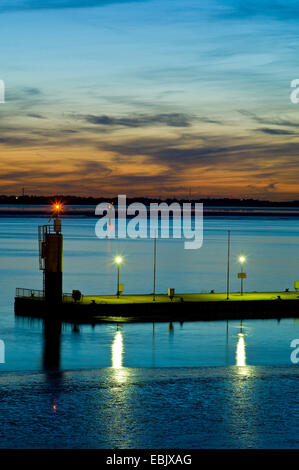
[84,291,299,303]
[14,290,299,323]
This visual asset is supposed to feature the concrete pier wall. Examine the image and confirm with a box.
[14,296,299,324]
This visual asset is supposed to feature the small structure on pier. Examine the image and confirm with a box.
[38,203,63,304]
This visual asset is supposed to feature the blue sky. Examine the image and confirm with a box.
[0,0,299,199]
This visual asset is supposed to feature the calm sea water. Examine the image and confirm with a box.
[0,212,298,448]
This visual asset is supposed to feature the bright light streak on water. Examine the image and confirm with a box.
[236,333,246,367]
[112,330,123,369]
[111,329,128,384]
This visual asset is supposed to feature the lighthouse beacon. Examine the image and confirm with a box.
[39,203,63,305]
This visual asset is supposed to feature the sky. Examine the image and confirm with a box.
[0,0,299,200]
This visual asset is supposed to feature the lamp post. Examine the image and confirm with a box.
[115,256,123,298]
[239,256,246,296]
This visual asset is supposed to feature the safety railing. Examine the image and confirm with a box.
[16,288,44,299]
[16,288,84,303]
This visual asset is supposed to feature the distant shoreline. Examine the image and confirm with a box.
[1,204,299,217]
[1,196,299,207]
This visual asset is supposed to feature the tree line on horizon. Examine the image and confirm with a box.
[0,194,299,207]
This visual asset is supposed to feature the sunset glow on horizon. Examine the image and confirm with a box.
[1,0,299,201]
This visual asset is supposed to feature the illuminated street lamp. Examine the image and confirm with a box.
[238,256,246,296]
[115,256,123,298]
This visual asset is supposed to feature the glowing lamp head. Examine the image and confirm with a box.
[53,202,62,212]
[52,201,64,217]
[239,256,246,264]
[115,256,123,265]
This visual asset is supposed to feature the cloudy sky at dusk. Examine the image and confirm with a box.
[1,0,299,200]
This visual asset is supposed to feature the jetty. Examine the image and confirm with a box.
[14,203,299,324]
[15,290,299,323]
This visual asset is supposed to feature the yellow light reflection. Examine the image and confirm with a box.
[112,330,123,369]
[236,333,246,367]
[111,329,128,383]
[235,330,252,377]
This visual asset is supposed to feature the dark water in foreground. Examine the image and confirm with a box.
[0,367,298,449]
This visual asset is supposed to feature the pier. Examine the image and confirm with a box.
[15,290,299,323]
[14,203,299,324]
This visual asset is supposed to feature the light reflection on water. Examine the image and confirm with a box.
[0,363,298,449]
[0,316,295,373]
[111,329,130,384]
[112,330,123,369]
[235,330,252,377]
[236,333,246,368]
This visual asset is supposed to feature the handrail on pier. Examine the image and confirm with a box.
[15,289,84,304]
[16,288,44,299]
